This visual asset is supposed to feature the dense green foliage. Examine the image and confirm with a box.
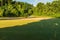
[0,0,33,17]
[0,0,60,17]
[34,1,60,17]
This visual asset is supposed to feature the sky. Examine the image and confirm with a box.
[15,0,53,6]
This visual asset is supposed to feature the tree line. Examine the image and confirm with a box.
[0,0,60,17]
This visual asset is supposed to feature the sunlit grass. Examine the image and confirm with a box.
[0,17,53,28]
[0,18,41,28]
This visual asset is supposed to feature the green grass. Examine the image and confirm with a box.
[0,18,60,40]
[0,18,40,28]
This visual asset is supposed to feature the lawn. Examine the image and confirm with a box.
[0,18,60,40]
[0,18,40,28]
[0,17,51,28]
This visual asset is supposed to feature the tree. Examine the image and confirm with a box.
[36,2,45,16]
[0,7,4,17]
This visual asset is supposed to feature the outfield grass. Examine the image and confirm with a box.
[0,18,60,40]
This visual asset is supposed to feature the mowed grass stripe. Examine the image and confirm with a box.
[0,17,51,28]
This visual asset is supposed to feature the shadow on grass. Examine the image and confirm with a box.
[0,18,60,40]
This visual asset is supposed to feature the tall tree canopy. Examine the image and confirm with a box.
[0,0,60,17]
